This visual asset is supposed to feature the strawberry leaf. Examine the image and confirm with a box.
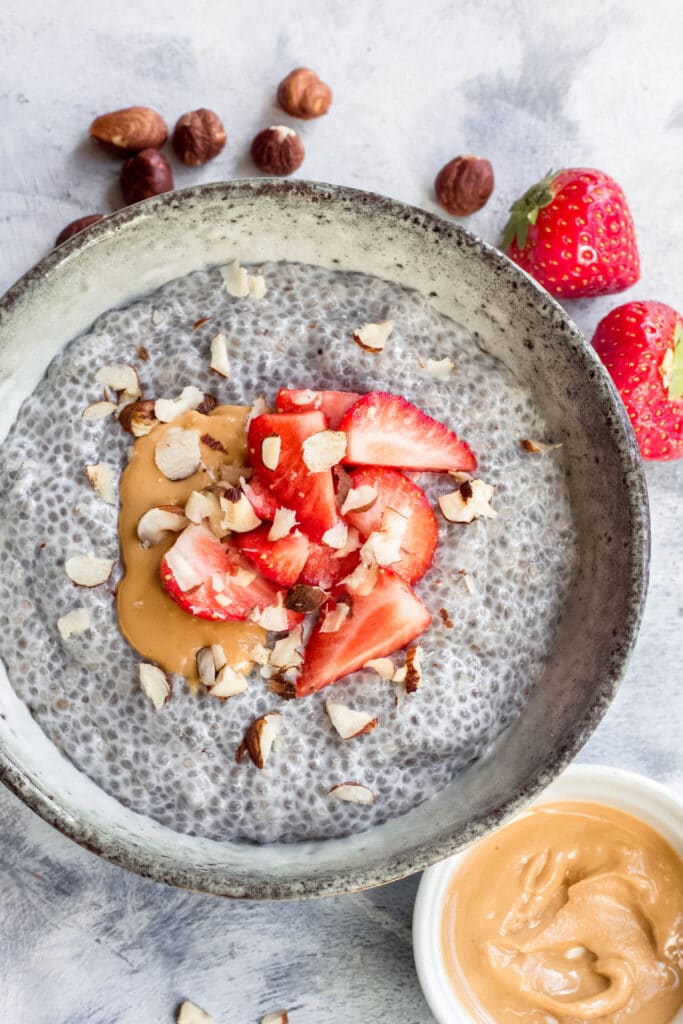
[669,321,683,400]
[501,169,558,251]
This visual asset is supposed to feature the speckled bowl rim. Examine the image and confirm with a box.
[0,179,650,899]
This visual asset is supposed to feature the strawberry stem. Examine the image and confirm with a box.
[501,169,559,251]
[669,321,683,400]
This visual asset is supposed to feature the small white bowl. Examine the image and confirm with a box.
[413,763,683,1024]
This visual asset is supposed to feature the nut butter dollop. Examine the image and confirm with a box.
[442,801,683,1023]
[117,405,265,683]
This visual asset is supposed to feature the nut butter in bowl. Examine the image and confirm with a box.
[413,765,683,1024]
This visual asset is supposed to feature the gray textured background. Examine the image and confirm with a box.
[1,1,682,1021]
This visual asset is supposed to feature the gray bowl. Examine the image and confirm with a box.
[0,180,649,898]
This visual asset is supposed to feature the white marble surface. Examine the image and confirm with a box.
[2,0,683,1020]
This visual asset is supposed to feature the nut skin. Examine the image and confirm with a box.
[172,108,227,166]
[435,155,494,216]
[118,399,156,435]
[277,67,332,119]
[120,148,173,205]
[251,126,304,176]
[89,106,167,155]
[55,214,105,247]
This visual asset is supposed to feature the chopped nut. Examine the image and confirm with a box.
[237,712,283,768]
[520,438,563,454]
[320,602,350,634]
[333,526,361,559]
[284,584,327,614]
[438,479,496,523]
[361,507,407,566]
[136,506,188,547]
[65,553,114,587]
[403,644,423,693]
[248,273,267,299]
[57,607,90,639]
[138,663,172,710]
[118,398,157,436]
[302,430,347,472]
[209,332,230,377]
[353,320,394,353]
[220,491,261,533]
[246,394,268,428]
[322,520,348,550]
[329,782,376,805]
[364,656,395,679]
[85,462,116,505]
[82,400,117,421]
[220,259,250,298]
[211,643,227,670]
[261,1012,288,1024]
[177,1000,214,1024]
[326,699,378,740]
[196,646,217,688]
[270,626,303,669]
[185,490,222,526]
[343,561,379,596]
[196,393,218,415]
[268,507,297,542]
[261,434,281,471]
[154,427,201,481]
[95,363,141,404]
[341,483,378,515]
[209,664,248,700]
[251,599,289,631]
[425,357,454,380]
[154,385,204,423]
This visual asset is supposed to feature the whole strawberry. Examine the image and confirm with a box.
[502,168,639,298]
[592,301,683,460]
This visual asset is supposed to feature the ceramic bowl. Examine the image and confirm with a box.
[0,180,649,898]
[413,763,683,1023]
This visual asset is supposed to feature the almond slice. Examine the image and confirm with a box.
[57,607,90,639]
[425,356,454,379]
[343,561,378,596]
[319,602,350,634]
[65,554,114,587]
[154,427,201,480]
[340,483,378,515]
[261,434,281,471]
[85,462,116,505]
[246,394,268,429]
[220,491,261,533]
[520,438,563,454]
[209,664,248,700]
[251,600,289,631]
[211,643,227,670]
[248,273,267,299]
[326,699,378,740]
[185,489,221,525]
[261,1011,288,1024]
[237,712,282,768]
[138,663,172,710]
[268,507,297,542]
[137,506,188,547]
[302,430,347,472]
[209,332,230,378]
[321,520,348,550]
[247,640,272,666]
[220,259,250,298]
[154,385,204,423]
[329,782,376,805]
[177,1001,214,1024]
[163,533,205,591]
[270,626,303,669]
[333,525,361,559]
[95,364,141,403]
[353,320,394,353]
[438,479,496,523]
[82,400,117,421]
[196,646,217,688]
[365,656,395,679]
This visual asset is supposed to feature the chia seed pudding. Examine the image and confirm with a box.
[0,261,576,843]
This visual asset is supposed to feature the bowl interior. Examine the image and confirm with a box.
[0,180,649,897]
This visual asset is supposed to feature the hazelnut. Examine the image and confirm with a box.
[435,155,494,216]
[250,126,304,176]
[277,67,332,119]
[120,148,173,205]
[89,106,167,155]
[172,108,227,166]
[55,214,105,247]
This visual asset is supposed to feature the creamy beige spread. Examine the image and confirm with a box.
[442,801,683,1023]
[117,405,265,683]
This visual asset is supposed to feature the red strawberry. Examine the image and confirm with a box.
[502,168,640,298]
[248,411,337,540]
[299,539,360,589]
[276,388,362,427]
[592,301,683,461]
[241,475,280,520]
[160,523,300,626]
[340,392,476,473]
[296,569,431,696]
[237,525,310,587]
[343,467,438,584]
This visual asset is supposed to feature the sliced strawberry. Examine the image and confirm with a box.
[296,568,431,697]
[241,475,280,520]
[343,467,438,584]
[340,391,476,473]
[248,411,337,540]
[299,539,360,589]
[160,523,301,626]
[237,526,310,588]
[276,388,362,427]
